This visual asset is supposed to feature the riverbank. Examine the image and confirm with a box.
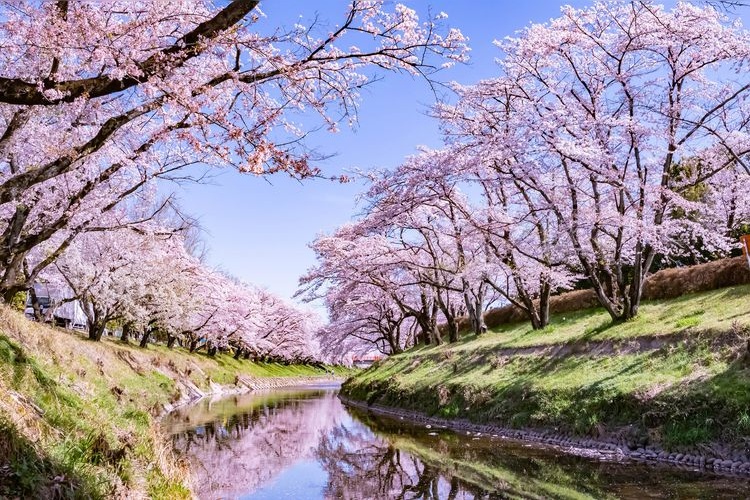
[342,284,750,478]
[0,305,347,498]
[340,396,750,477]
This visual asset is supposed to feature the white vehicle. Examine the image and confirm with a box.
[25,283,88,330]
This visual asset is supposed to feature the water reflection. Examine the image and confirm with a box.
[165,388,342,497]
[163,387,750,499]
[316,424,488,499]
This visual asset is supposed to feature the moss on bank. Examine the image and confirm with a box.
[343,285,750,452]
[0,306,346,498]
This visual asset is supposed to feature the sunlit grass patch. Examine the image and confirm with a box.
[344,285,750,451]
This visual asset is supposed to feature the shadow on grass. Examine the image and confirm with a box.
[578,319,619,342]
[649,356,750,448]
[0,419,83,499]
[355,313,750,452]
[0,334,109,499]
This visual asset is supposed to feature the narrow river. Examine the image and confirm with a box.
[162,385,749,499]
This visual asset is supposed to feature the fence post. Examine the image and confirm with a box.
[742,235,750,270]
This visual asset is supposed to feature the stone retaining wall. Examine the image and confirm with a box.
[163,375,342,413]
[340,396,750,478]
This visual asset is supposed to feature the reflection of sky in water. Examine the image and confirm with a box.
[164,388,750,500]
[243,406,366,500]
[165,389,346,498]
[241,461,327,500]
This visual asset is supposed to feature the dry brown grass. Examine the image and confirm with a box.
[643,256,750,299]
[148,424,192,494]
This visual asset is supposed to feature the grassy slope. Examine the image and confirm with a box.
[0,306,345,498]
[344,285,750,452]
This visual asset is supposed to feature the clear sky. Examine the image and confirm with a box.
[174,1,747,302]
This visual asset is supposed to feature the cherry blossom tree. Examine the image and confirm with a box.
[244,288,320,363]
[362,146,577,332]
[322,279,414,356]
[160,268,256,355]
[300,1,750,362]
[440,1,750,322]
[0,1,467,301]
[48,223,181,340]
[362,160,486,339]
[138,262,321,362]
[402,144,577,329]
[299,223,438,354]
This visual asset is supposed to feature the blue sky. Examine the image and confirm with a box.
[175,1,747,302]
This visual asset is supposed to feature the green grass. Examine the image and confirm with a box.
[343,285,750,452]
[0,306,349,498]
[0,417,78,498]
[407,285,750,357]
[0,332,191,498]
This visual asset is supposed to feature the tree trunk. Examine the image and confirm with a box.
[208,345,217,356]
[462,279,487,336]
[88,322,104,341]
[189,339,199,352]
[429,325,442,345]
[234,347,243,359]
[2,286,20,304]
[624,247,656,321]
[517,280,547,330]
[120,322,132,343]
[463,293,486,336]
[139,329,150,348]
[166,335,177,349]
[538,281,551,329]
[430,302,442,345]
[388,338,403,355]
[27,285,43,321]
[0,249,28,304]
[415,315,440,346]
[519,285,550,330]
[418,327,430,345]
[446,316,459,343]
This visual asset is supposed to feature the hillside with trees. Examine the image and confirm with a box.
[301,1,750,358]
[309,0,750,473]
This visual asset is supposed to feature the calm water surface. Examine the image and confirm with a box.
[162,385,750,499]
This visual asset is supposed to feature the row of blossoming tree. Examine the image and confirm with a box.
[38,218,323,363]
[0,1,467,364]
[300,1,750,359]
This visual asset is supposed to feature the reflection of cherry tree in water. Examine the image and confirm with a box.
[167,393,750,499]
[169,392,341,498]
[315,423,495,499]
[175,415,243,453]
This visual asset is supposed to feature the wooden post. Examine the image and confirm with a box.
[742,235,750,270]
